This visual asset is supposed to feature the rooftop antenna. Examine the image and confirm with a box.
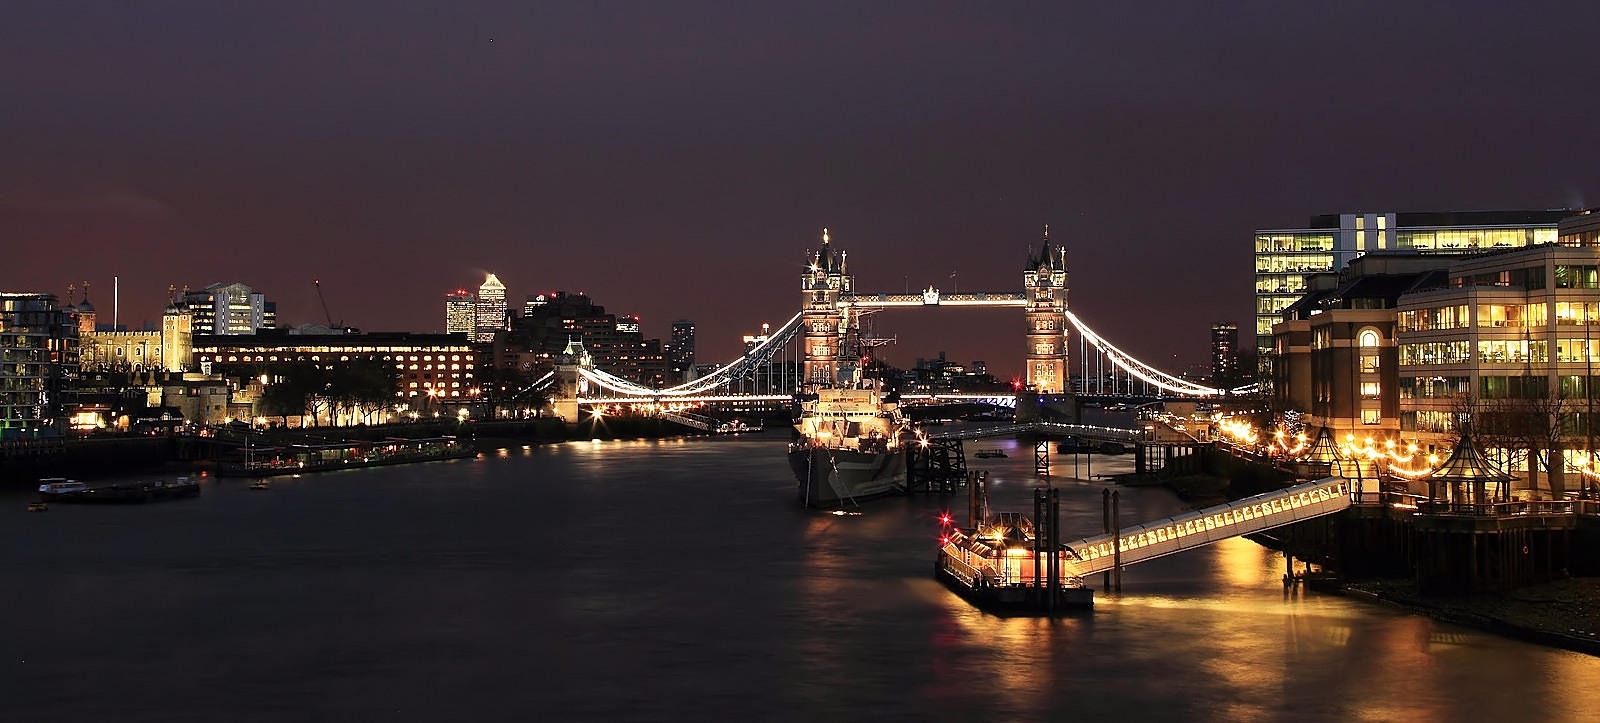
[113,276,119,329]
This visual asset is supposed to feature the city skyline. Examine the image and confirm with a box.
[5,3,1600,377]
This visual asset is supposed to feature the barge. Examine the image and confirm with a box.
[38,477,200,504]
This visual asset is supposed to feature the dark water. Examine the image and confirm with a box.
[5,433,1598,721]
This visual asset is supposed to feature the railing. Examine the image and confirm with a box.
[1351,490,1429,508]
[1416,500,1576,517]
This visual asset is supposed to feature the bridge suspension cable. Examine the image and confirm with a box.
[575,311,806,398]
[1064,311,1226,397]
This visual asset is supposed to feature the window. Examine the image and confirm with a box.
[1361,409,1380,425]
[1360,354,1380,373]
[1358,329,1381,347]
[1361,382,1380,398]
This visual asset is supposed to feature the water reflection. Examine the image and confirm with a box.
[5,433,1600,721]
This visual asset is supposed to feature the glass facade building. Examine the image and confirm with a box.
[1255,211,1570,367]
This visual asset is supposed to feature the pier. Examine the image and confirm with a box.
[936,476,1354,613]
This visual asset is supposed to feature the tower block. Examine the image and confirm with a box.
[801,229,851,391]
[1024,229,1069,393]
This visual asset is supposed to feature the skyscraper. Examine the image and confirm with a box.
[476,274,506,343]
[445,290,476,336]
[667,320,695,380]
[1210,323,1239,389]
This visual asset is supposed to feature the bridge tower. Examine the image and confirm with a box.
[1024,227,1069,393]
[801,229,852,391]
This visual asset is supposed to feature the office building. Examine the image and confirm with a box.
[1255,211,1570,365]
[476,274,507,343]
[667,320,695,381]
[182,282,277,335]
[496,291,667,386]
[1273,218,1600,494]
[445,290,477,335]
[1210,323,1239,389]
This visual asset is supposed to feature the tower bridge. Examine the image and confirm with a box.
[541,228,1238,416]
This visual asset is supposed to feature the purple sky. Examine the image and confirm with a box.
[4,2,1598,379]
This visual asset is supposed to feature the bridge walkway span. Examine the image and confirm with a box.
[927,421,1147,444]
[1059,477,1352,579]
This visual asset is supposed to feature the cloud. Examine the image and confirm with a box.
[0,188,172,216]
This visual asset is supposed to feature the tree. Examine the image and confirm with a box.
[1472,376,1572,500]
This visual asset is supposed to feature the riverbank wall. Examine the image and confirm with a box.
[2,415,750,488]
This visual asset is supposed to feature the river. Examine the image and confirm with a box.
[4,431,1598,721]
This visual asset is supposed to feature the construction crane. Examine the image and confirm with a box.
[313,279,339,329]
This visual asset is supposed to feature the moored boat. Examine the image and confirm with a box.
[38,477,200,504]
[789,386,911,507]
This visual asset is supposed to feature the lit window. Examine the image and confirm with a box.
[1358,329,1381,347]
[1362,409,1380,425]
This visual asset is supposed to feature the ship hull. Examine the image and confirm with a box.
[789,445,907,508]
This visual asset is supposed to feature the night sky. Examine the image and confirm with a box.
[4,2,1598,379]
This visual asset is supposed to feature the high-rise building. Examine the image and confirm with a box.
[1254,211,1571,366]
[182,282,276,335]
[476,274,507,343]
[1210,323,1239,388]
[0,293,80,438]
[445,290,476,336]
[494,291,667,386]
[667,320,695,380]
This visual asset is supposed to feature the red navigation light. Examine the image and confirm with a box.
[1011,379,1023,389]
[941,537,950,545]
[939,513,952,526]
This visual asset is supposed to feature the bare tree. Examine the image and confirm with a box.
[1476,388,1572,500]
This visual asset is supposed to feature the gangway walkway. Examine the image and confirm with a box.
[659,410,717,432]
[927,421,1147,444]
[1059,477,1352,579]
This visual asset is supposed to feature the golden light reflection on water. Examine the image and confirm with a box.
[926,583,1078,719]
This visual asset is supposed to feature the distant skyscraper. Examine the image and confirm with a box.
[668,320,695,379]
[1210,323,1239,388]
[475,274,506,343]
[445,290,476,336]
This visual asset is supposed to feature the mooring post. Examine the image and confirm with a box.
[1048,487,1061,612]
[1101,488,1112,591]
[1112,489,1122,593]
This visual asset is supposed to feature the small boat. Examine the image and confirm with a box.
[27,501,48,512]
[38,478,87,497]
[38,477,200,504]
[249,480,271,491]
[974,448,1007,459]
